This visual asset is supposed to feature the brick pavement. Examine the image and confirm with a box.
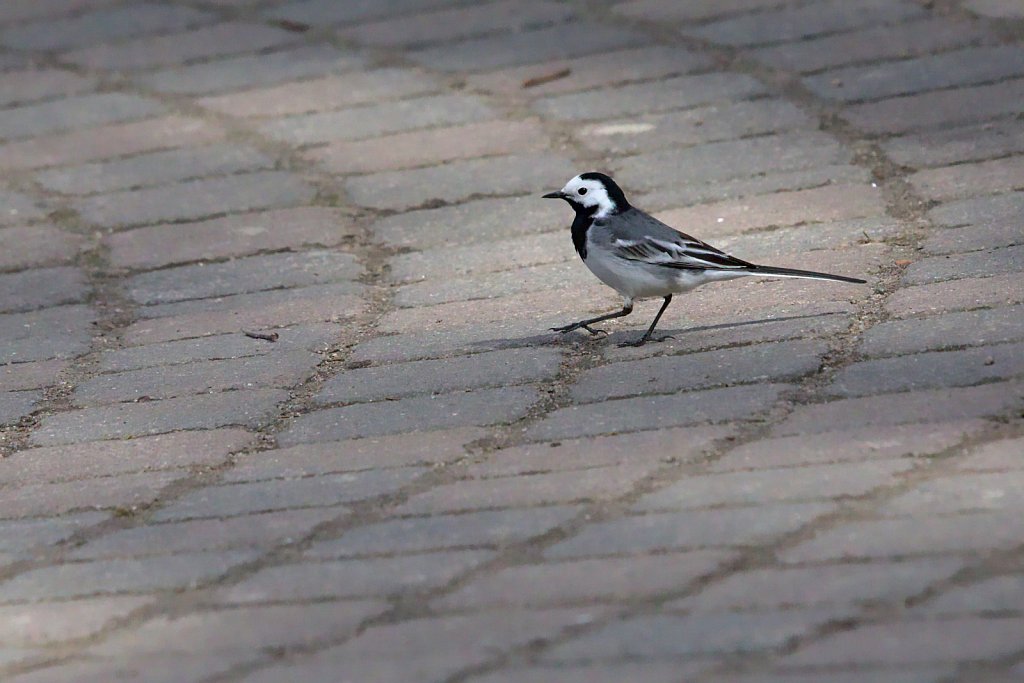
[0,0,1022,681]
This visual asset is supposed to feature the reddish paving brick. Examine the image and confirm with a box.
[105,207,357,270]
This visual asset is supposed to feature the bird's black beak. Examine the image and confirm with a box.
[542,191,565,199]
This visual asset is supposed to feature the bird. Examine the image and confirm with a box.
[543,172,867,347]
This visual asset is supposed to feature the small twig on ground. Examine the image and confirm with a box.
[243,330,279,342]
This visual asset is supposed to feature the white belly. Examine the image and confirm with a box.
[584,248,749,299]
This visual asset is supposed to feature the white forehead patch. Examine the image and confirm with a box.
[561,175,616,218]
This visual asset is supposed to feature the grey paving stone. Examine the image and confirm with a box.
[36,144,274,195]
[700,669,955,683]
[371,194,563,250]
[74,350,318,405]
[135,281,363,320]
[219,550,494,603]
[527,383,789,441]
[281,385,539,443]
[546,609,842,660]
[316,347,562,405]
[74,170,314,228]
[70,508,340,559]
[0,68,98,108]
[259,93,493,146]
[0,551,257,601]
[126,251,360,306]
[0,3,215,51]
[533,72,766,122]
[0,305,95,364]
[387,231,569,283]
[5,653,257,683]
[882,471,1024,517]
[884,120,1024,169]
[613,132,850,192]
[805,46,1024,102]
[98,323,338,372]
[572,339,826,403]
[903,245,1024,285]
[0,93,163,141]
[918,575,1024,615]
[681,558,965,611]
[957,435,1024,472]
[831,343,1024,397]
[686,0,924,47]
[0,596,152,646]
[0,0,120,27]
[545,503,833,558]
[30,389,288,445]
[0,266,88,313]
[306,507,579,557]
[395,260,587,307]
[409,23,643,72]
[928,191,1024,229]
[0,470,186,519]
[0,358,65,392]
[264,0,457,26]
[0,187,45,224]
[860,305,1024,358]
[469,662,711,683]
[136,44,366,95]
[150,468,423,521]
[0,512,107,559]
[0,390,39,426]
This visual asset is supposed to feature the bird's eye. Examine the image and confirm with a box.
[578,187,588,195]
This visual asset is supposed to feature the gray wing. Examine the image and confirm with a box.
[597,208,753,271]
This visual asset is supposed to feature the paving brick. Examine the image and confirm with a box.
[137,281,363,321]
[466,45,713,97]
[6,653,256,683]
[0,0,119,25]
[778,382,1024,436]
[151,468,422,521]
[681,559,964,611]
[0,428,252,485]
[0,550,256,601]
[918,575,1024,614]
[0,359,65,391]
[861,305,1024,358]
[0,3,214,51]
[928,190,1024,229]
[219,550,494,603]
[0,266,88,313]
[309,119,550,175]
[0,187,45,225]
[317,347,562,405]
[0,513,106,561]
[106,207,356,270]
[90,602,387,655]
[282,385,539,443]
[577,98,813,156]
[923,224,1024,257]
[573,339,826,403]
[806,46,1024,103]
[0,596,151,646]
[883,471,1024,517]
[831,343,1024,397]
[885,119,1024,169]
[781,512,1024,562]
[0,304,95,364]
[784,617,1024,666]
[61,21,298,71]
[264,0,457,26]
[126,250,360,306]
[686,0,924,47]
[388,231,569,283]
[306,507,579,557]
[0,68,98,107]
[396,260,593,308]
[30,389,288,446]
[957,435,1024,472]
[0,470,184,519]
[223,428,486,483]
[843,78,1024,135]
[409,23,643,72]
[71,508,339,559]
[750,17,987,74]
[909,156,1024,202]
[197,68,438,118]
[0,390,39,425]
[546,503,833,559]
[469,662,712,683]
[36,143,273,196]
[636,460,914,511]
[905,246,1024,286]
[546,609,840,660]
[260,92,494,146]
[533,72,766,122]
[528,383,789,442]
[0,226,83,271]
[465,426,732,479]
[612,0,786,23]
[341,0,573,48]
[98,323,338,372]
[700,669,954,683]
[75,170,314,228]
[0,115,225,171]
[966,0,1024,17]
[436,550,731,609]
[712,420,986,472]
[0,92,163,141]
[136,44,366,96]
[371,194,563,250]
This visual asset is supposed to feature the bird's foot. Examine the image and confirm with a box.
[617,334,674,348]
[551,322,607,336]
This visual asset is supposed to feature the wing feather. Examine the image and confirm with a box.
[612,235,752,271]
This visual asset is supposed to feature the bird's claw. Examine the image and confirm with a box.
[581,324,607,336]
[550,323,607,336]
[617,334,674,348]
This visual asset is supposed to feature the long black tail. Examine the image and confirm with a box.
[747,264,866,284]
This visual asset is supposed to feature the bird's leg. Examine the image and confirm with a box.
[619,295,674,347]
[551,302,633,336]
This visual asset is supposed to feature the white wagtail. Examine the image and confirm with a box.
[544,172,866,347]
